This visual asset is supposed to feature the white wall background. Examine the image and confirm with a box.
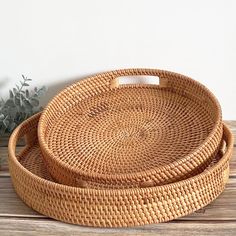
[0,0,235,119]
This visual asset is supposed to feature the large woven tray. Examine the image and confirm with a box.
[9,113,233,227]
[38,68,223,189]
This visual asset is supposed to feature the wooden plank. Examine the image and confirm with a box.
[225,121,236,131]
[225,121,236,145]
[0,134,9,147]
[0,218,235,236]
[1,177,236,221]
[0,134,25,147]
[230,149,236,176]
[0,147,24,175]
[225,121,236,126]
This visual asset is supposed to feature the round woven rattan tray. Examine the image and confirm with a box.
[9,113,233,227]
[38,68,223,189]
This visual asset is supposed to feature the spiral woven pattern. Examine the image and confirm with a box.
[38,69,222,188]
[8,113,233,227]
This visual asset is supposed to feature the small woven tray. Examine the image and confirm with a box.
[9,113,233,227]
[38,69,223,189]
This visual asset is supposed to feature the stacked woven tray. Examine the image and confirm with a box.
[8,68,233,227]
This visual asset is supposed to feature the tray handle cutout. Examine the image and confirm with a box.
[110,73,168,89]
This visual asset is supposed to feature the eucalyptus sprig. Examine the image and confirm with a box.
[0,75,46,134]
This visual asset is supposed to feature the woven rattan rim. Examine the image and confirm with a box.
[9,113,233,227]
[38,68,223,188]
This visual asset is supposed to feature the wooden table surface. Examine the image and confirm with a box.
[0,121,236,236]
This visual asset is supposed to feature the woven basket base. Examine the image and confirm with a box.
[46,87,216,175]
[8,113,233,227]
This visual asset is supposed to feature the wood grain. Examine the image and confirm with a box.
[0,218,235,236]
[0,134,25,147]
[225,121,236,148]
[0,147,24,175]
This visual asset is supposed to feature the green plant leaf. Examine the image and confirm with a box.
[0,98,4,106]
[38,86,47,96]
[14,96,21,106]
[20,93,26,100]
[23,83,29,86]
[8,122,16,132]
[9,90,14,99]
[9,107,17,118]
[3,119,9,128]
[5,99,15,107]
[13,88,18,94]
[0,114,4,120]
[19,105,25,112]
[23,100,33,110]
[30,98,39,106]
[25,89,29,98]
[15,92,20,98]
